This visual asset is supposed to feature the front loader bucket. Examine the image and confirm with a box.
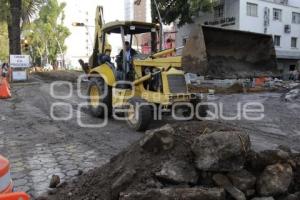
[182,25,279,79]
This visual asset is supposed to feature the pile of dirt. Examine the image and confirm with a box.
[43,121,300,200]
[33,71,83,83]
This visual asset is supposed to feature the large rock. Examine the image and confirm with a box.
[155,160,198,184]
[140,124,175,153]
[251,197,274,200]
[257,163,293,196]
[249,149,290,171]
[120,187,225,200]
[227,169,256,192]
[213,174,246,200]
[192,131,251,172]
[279,192,300,200]
[49,175,60,188]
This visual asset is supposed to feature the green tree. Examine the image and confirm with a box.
[0,22,9,61]
[23,0,70,67]
[0,0,44,55]
[151,0,213,26]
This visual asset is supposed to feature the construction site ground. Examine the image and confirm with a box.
[0,71,299,199]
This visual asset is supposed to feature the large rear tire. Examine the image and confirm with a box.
[87,78,112,118]
[125,98,152,131]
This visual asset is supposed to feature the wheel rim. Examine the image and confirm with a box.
[90,85,100,108]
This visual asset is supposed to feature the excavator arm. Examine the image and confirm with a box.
[88,6,111,68]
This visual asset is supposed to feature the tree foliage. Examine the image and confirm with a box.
[23,0,70,66]
[0,0,45,55]
[152,0,213,26]
[0,22,9,61]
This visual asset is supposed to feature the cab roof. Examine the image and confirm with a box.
[102,21,159,35]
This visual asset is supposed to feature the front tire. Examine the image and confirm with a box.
[87,77,112,118]
[125,98,152,131]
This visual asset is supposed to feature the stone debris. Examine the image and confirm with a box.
[285,88,300,102]
[257,163,293,196]
[119,187,226,200]
[192,131,251,172]
[213,174,246,200]
[111,169,136,197]
[227,169,256,192]
[249,149,290,171]
[49,175,60,189]
[139,124,175,153]
[45,122,300,200]
[251,197,274,200]
[155,160,198,184]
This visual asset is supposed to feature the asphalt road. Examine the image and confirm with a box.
[0,73,299,198]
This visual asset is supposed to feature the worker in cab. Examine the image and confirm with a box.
[116,41,137,80]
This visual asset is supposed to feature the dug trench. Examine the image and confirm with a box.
[39,121,300,200]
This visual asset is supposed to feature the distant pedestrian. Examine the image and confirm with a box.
[1,63,9,78]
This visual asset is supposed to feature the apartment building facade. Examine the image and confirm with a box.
[176,0,300,76]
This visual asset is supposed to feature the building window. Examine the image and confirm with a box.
[291,37,298,48]
[292,12,300,24]
[247,3,258,17]
[214,4,224,18]
[273,8,282,21]
[274,35,281,46]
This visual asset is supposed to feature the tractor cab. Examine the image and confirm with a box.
[100,21,160,81]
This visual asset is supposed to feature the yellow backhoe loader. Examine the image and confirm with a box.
[80,6,278,131]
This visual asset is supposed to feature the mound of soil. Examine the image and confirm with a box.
[44,121,300,200]
[33,71,83,83]
[45,121,234,200]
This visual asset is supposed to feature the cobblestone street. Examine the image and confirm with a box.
[0,76,141,198]
[0,75,299,199]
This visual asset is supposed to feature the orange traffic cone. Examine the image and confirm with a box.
[0,77,11,99]
[0,192,30,200]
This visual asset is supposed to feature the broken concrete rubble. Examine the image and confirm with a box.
[119,187,226,200]
[213,173,246,200]
[139,124,175,153]
[249,149,290,171]
[279,192,300,200]
[45,121,300,200]
[192,131,251,172]
[257,163,293,196]
[285,88,300,102]
[251,197,274,200]
[49,175,60,189]
[155,160,198,184]
[227,169,256,192]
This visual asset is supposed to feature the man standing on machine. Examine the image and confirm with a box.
[116,41,137,80]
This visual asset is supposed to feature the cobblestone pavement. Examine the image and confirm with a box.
[0,76,141,198]
[212,92,300,152]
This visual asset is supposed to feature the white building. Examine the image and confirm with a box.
[58,0,125,69]
[176,0,300,76]
[124,0,151,22]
